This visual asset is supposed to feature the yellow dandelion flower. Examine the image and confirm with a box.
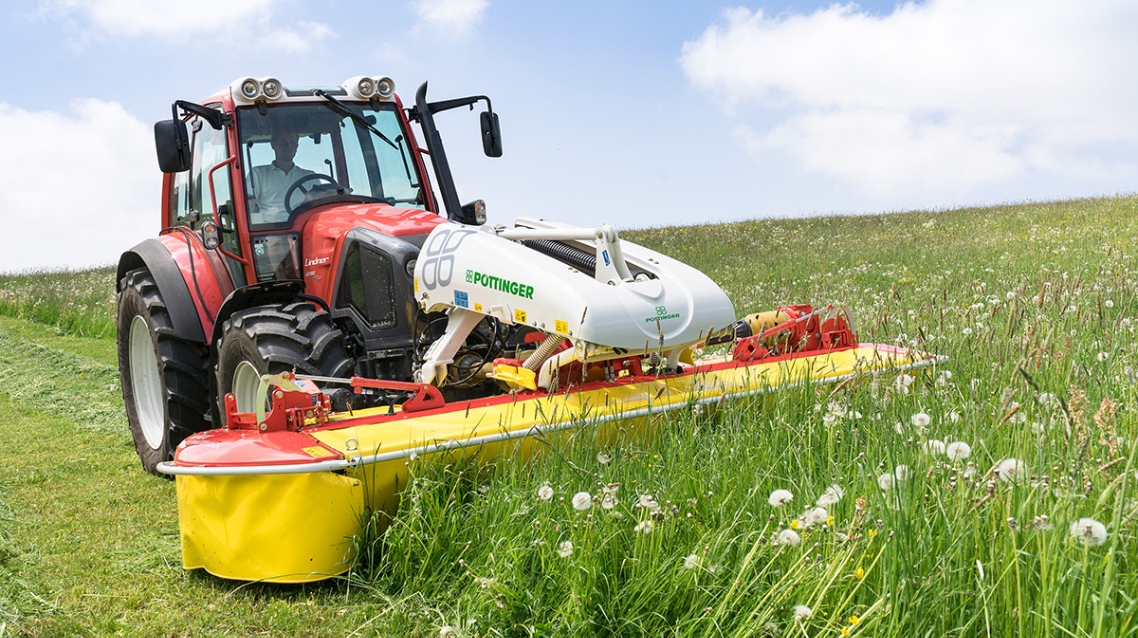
[826,515,835,526]
[867,529,877,538]
[791,519,800,530]
[849,615,861,625]
[854,567,865,580]
[841,627,851,637]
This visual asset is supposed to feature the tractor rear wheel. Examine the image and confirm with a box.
[215,302,352,423]
[117,267,211,474]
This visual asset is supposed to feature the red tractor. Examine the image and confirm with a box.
[116,76,504,473]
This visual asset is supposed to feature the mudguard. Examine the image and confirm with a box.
[117,238,206,343]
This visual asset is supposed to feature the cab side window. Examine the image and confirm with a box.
[168,116,234,233]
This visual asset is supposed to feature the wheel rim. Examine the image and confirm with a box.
[231,360,264,415]
[128,315,165,450]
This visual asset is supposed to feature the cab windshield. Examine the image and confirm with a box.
[237,101,427,228]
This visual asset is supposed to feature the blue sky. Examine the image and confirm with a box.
[1,0,1134,272]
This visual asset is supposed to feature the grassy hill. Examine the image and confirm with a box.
[1,196,1135,636]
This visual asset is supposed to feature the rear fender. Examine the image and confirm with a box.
[117,238,208,343]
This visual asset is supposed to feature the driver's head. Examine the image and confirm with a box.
[269,126,300,161]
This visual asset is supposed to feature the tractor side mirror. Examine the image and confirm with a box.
[154,119,191,173]
[480,111,502,158]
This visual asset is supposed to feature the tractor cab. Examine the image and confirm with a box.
[235,98,431,282]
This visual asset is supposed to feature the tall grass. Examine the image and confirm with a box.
[0,196,1135,635]
[0,267,116,338]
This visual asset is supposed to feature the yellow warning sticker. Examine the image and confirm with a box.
[515,308,527,323]
[414,278,419,293]
[301,446,335,458]
[555,319,568,334]
[475,302,483,312]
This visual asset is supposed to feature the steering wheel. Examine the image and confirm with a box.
[284,174,338,215]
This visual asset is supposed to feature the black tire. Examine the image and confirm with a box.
[117,267,211,475]
[215,302,352,424]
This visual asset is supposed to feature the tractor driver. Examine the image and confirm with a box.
[247,126,315,224]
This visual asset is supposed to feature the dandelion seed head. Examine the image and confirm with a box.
[558,540,574,557]
[895,373,914,393]
[637,493,661,512]
[877,473,894,491]
[775,528,801,546]
[597,452,612,465]
[894,464,910,481]
[439,626,455,638]
[996,458,1025,483]
[1069,517,1108,546]
[911,412,931,428]
[803,506,828,527]
[816,484,844,507]
[634,519,654,534]
[946,441,971,461]
[793,604,813,621]
[572,491,593,511]
[683,554,699,569]
[1097,352,1109,362]
[537,483,554,501]
[768,489,794,507]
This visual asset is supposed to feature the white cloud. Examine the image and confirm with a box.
[413,0,489,38]
[681,0,1138,198]
[0,99,156,272]
[40,0,334,52]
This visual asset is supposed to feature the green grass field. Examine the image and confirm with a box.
[1,196,1135,636]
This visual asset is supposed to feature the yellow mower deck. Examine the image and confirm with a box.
[168,343,943,583]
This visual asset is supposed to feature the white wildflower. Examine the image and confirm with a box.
[964,462,977,479]
[637,493,661,512]
[475,576,496,589]
[683,554,699,569]
[895,373,914,393]
[558,540,574,557]
[948,411,961,423]
[794,604,813,621]
[816,484,844,507]
[911,412,931,428]
[602,482,620,494]
[946,441,972,462]
[537,483,554,501]
[634,519,654,534]
[572,491,593,511]
[1097,352,1109,362]
[1069,517,1108,547]
[1105,299,1115,308]
[439,626,456,638]
[877,473,894,491]
[601,494,618,510]
[996,458,1025,483]
[802,506,828,527]
[894,464,910,481]
[768,489,794,507]
[775,528,802,546]
[597,452,612,465]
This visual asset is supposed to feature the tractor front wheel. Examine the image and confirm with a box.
[117,267,211,474]
[215,302,352,424]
